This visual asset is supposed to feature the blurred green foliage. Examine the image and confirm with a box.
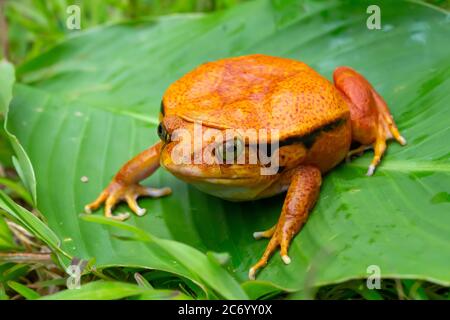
[1,0,447,66]
[2,0,247,64]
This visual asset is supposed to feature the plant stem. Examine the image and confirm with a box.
[0,252,53,264]
[0,0,9,60]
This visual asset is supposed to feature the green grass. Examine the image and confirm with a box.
[0,0,449,300]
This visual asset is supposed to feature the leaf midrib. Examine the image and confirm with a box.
[348,160,450,173]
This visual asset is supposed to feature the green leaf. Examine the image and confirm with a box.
[0,263,29,283]
[0,59,37,203]
[80,214,247,299]
[6,0,450,299]
[354,284,384,300]
[0,60,14,114]
[0,125,14,167]
[0,59,15,167]
[133,290,192,300]
[0,284,8,300]
[40,280,185,300]
[7,280,41,300]
[242,281,285,300]
[0,216,15,250]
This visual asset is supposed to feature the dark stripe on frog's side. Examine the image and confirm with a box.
[279,117,346,149]
[269,118,346,174]
[277,166,286,173]
[160,101,165,116]
[244,118,346,169]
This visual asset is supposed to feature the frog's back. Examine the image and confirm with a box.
[162,54,349,140]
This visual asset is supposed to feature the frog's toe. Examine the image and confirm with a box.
[85,182,171,220]
[248,266,258,281]
[249,166,321,280]
[125,193,147,217]
[85,190,108,214]
[144,187,172,197]
[124,185,171,216]
[249,227,294,279]
[366,164,376,176]
[346,145,372,163]
[281,255,291,265]
[249,232,281,280]
[397,135,407,146]
[253,225,276,240]
[106,210,130,221]
[104,192,130,220]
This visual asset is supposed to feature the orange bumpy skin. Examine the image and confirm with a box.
[162,54,348,141]
[85,54,406,279]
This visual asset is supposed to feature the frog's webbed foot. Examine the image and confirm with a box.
[249,166,321,280]
[85,182,171,221]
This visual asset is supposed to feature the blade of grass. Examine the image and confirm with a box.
[0,283,7,300]
[7,280,40,299]
[0,190,69,260]
[0,177,33,206]
[134,272,153,289]
[1,60,36,204]
[40,280,156,300]
[29,277,66,289]
[402,280,429,300]
[0,263,28,282]
[0,216,15,250]
[0,60,14,113]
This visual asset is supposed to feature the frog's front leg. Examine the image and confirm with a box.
[249,166,322,280]
[85,142,171,220]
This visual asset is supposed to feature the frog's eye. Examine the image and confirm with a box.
[157,123,170,142]
[216,137,244,163]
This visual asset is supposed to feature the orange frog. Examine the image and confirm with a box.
[85,54,406,279]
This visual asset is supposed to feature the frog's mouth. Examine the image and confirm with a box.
[161,159,269,185]
[159,141,277,186]
[161,157,278,201]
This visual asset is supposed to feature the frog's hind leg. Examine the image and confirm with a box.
[333,66,406,176]
[249,166,321,280]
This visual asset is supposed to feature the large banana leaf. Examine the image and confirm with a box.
[6,0,450,298]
